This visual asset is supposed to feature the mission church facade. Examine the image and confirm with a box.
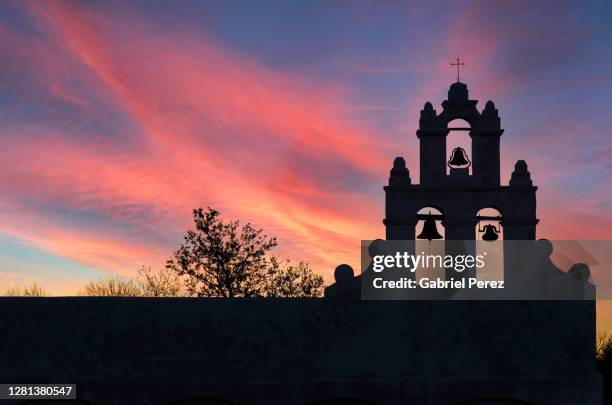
[385,80,537,242]
[0,80,600,404]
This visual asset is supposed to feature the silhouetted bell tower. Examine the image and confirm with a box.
[419,82,502,186]
[384,81,538,240]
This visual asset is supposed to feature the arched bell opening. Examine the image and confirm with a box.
[415,206,446,281]
[416,206,445,241]
[475,207,503,241]
[475,207,504,282]
[446,118,472,176]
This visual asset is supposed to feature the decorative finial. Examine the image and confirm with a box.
[451,57,465,82]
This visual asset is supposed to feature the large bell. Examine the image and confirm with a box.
[448,147,471,168]
[480,224,499,241]
[417,214,443,240]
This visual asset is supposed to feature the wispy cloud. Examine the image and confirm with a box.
[0,1,396,283]
[0,0,609,293]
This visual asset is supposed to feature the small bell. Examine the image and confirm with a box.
[417,212,443,240]
[479,224,500,241]
[448,147,471,168]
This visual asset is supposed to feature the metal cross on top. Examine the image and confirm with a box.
[451,57,465,82]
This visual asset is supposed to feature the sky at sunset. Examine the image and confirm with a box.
[0,0,610,316]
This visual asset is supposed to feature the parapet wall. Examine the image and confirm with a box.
[0,298,598,404]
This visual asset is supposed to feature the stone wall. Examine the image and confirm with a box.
[0,298,599,404]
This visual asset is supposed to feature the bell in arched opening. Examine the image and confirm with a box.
[417,213,443,240]
[448,147,471,168]
[479,223,500,241]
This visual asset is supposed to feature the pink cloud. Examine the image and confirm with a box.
[0,1,397,283]
[0,0,607,296]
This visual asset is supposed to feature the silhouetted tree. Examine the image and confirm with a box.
[263,257,324,297]
[75,269,185,297]
[78,275,142,296]
[597,331,612,360]
[597,330,612,404]
[166,207,324,297]
[137,266,184,297]
[3,283,46,296]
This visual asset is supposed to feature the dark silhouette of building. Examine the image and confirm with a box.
[384,81,537,241]
[0,81,600,404]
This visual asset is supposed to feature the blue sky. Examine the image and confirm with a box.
[0,0,610,295]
